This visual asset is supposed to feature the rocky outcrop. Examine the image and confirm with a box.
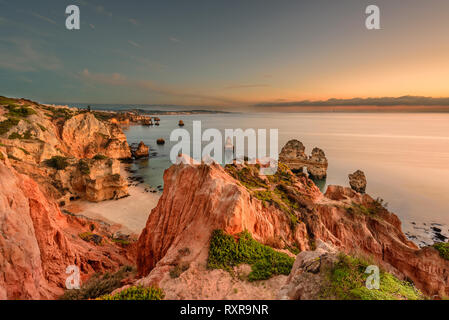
[131,141,149,159]
[0,155,133,300]
[136,156,313,283]
[61,113,131,159]
[279,140,328,179]
[0,99,131,204]
[348,170,367,193]
[278,241,338,300]
[307,148,328,180]
[135,158,449,298]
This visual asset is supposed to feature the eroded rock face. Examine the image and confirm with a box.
[0,158,133,300]
[61,113,131,159]
[279,140,328,179]
[136,156,312,283]
[348,170,367,193]
[278,241,338,300]
[135,159,449,298]
[132,141,149,159]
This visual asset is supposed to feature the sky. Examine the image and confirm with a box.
[0,0,449,108]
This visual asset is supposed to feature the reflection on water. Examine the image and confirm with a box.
[123,112,449,232]
[311,177,327,192]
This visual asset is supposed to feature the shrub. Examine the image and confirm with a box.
[93,154,108,160]
[0,118,20,136]
[207,229,294,281]
[37,123,47,132]
[45,156,69,170]
[433,242,449,260]
[79,232,103,245]
[60,266,135,300]
[321,254,424,300]
[98,286,164,300]
[5,104,36,118]
[169,262,190,278]
[78,159,90,175]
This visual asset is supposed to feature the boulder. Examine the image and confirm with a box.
[348,170,367,193]
[132,141,149,159]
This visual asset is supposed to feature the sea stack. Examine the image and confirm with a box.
[348,170,367,193]
[178,120,185,127]
[279,140,328,179]
[156,138,165,145]
[307,148,328,180]
[132,141,150,159]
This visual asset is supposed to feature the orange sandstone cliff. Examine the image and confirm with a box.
[135,156,449,298]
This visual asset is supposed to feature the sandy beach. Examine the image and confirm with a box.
[64,165,161,236]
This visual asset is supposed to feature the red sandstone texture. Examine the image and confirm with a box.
[136,157,449,298]
[0,155,134,300]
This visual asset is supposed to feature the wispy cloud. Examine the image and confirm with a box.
[169,37,182,43]
[225,84,270,89]
[30,12,57,25]
[128,40,141,48]
[129,18,139,26]
[0,38,61,72]
[79,69,242,105]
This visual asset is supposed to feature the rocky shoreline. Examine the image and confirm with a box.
[1,96,448,300]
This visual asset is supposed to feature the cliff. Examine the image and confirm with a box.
[135,156,449,298]
[0,97,131,204]
[0,151,134,299]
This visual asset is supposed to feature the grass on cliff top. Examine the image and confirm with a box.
[225,162,301,231]
[433,242,449,260]
[97,286,164,300]
[60,266,136,300]
[321,254,424,300]
[207,229,294,281]
[0,103,36,136]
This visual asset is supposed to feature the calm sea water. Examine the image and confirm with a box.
[123,113,449,235]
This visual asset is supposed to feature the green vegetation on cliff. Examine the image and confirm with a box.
[207,229,294,281]
[98,286,164,300]
[433,242,449,260]
[321,254,424,300]
[45,156,69,170]
[225,163,302,230]
[60,266,136,300]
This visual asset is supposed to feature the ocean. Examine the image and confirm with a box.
[122,112,449,245]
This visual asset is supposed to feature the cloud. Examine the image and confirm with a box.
[169,37,182,43]
[129,18,139,26]
[95,5,112,17]
[30,12,57,25]
[255,96,449,107]
[79,69,242,105]
[225,84,270,89]
[0,38,61,72]
[128,40,141,48]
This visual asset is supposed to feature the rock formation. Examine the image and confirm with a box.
[348,170,367,193]
[278,241,338,300]
[61,113,131,159]
[279,140,328,179]
[0,99,131,205]
[131,141,149,159]
[156,138,165,145]
[135,157,449,298]
[0,153,134,300]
